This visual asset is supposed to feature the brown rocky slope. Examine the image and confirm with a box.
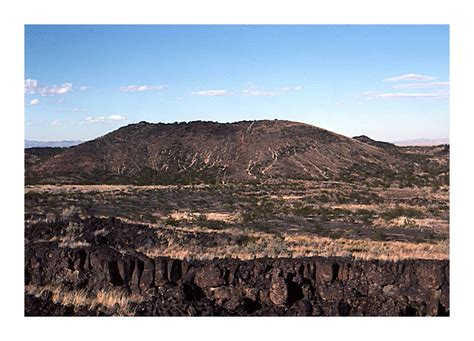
[26,120,401,185]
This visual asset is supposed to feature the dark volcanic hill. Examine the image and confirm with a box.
[353,135,398,151]
[26,120,405,185]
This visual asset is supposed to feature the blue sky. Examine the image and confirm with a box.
[25,25,449,142]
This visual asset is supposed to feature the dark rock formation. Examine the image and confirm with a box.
[25,243,449,316]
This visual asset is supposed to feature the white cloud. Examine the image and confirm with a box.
[29,99,39,106]
[242,89,279,96]
[80,86,88,91]
[383,73,436,82]
[25,79,38,94]
[243,85,302,96]
[119,85,167,92]
[25,120,40,126]
[361,91,379,96]
[24,79,73,96]
[84,115,126,124]
[39,83,73,96]
[191,85,302,97]
[279,86,302,92]
[192,89,234,96]
[108,114,126,121]
[85,116,106,123]
[50,120,65,126]
[393,82,449,89]
[362,90,448,99]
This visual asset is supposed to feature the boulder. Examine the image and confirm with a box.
[269,273,288,306]
[194,265,222,288]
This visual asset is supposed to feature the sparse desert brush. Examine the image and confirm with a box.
[61,205,82,221]
[381,206,424,221]
[58,239,90,248]
[164,216,180,226]
[26,175,449,262]
[137,222,448,261]
[65,221,84,235]
[45,212,56,223]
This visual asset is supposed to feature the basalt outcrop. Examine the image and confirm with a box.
[25,243,449,316]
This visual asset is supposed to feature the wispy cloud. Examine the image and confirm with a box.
[29,99,39,106]
[107,114,126,121]
[191,85,302,97]
[192,89,234,96]
[25,120,41,126]
[279,86,302,92]
[242,89,279,96]
[362,90,448,99]
[85,116,106,123]
[80,86,89,91]
[383,73,436,82]
[24,79,38,94]
[50,120,66,126]
[119,85,167,92]
[393,82,449,89]
[84,115,126,124]
[242,85,302,96]
[24,79,73,96]
[41,83,73,96]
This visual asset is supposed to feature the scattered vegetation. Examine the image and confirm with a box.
[25,284,143,316]
[25,174,449,261]
[381,206,424,221]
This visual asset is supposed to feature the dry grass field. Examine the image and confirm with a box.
[25,179,449,261]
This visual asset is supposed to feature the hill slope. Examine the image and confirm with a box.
[26,120,404,185]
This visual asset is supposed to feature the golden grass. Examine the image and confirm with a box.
[372,216,448,233]
[111,217,449,261]
[136,225,448,261]
[25,182,449,262]
[25,284,144,316]
[25,184,211,194]
[58,240,90,248]
[169,211,239,223]
[282,234,448,261]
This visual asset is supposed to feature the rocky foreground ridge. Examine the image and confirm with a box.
[25,242,449,316]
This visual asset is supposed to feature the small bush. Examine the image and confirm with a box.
[65,221,84,235]
[381,206,423,221]
[192,214,227,230]
[164,216,180,226]
[61,206,81,221]
[233,233,257,246]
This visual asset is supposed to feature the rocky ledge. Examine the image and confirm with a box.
[25,243,449,316]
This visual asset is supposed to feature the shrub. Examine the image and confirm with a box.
[61,205,81,221]
[65,221,84,235]
[192,214,227,230]
[381,206,423,221]
[164,216,180,226]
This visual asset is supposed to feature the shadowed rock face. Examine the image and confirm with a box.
[25,243,449,316]
[25,120,400,185]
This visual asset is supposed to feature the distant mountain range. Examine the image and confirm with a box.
[25,140,83,148]
[393,138,449,146]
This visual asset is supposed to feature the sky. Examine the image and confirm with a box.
[25,25,449,142]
